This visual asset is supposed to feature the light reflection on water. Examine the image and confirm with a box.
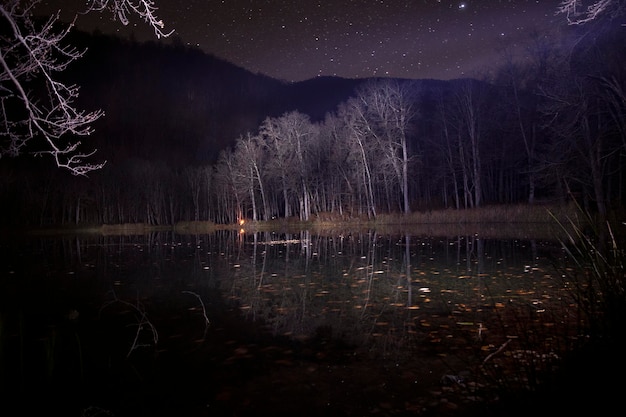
[1,230,570,353]
[0,230,575,415]
[220,231,569,359]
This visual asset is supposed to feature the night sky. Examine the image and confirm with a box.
[37,1,562,82]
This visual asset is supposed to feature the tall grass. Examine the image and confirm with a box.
[303,203,582,239]
[551,209,625,344]
[400,203,580,224]
[451,206,625,416]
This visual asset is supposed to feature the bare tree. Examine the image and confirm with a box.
[184,165,211,222]
[86,0,172,38]
[0,0,171,175]
[433,89,462,209]
[338,99,378,218]
[214,148,246,224]
[319,112,356,216]
[261,111,317,220]
[495,32,562,205]
[355,80,417,214]
[540,53,625,218]
[557,0,625,25]
[451,80,487,208]
[233,132,269,222]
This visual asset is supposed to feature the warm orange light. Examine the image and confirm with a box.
[239,219,245,226]
[239,228,245,234]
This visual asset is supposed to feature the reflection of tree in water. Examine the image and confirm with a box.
[3,230,579,415]
[38,231,572,366]
[218,231,571,362]
[225,231,393,345]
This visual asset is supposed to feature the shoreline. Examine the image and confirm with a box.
[3,203,594,240]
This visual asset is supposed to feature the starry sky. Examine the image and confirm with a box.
[37,1,563,82]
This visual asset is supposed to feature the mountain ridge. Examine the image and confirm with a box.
[65,30,458,166]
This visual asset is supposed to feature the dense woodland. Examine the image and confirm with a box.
[1,21,624,227]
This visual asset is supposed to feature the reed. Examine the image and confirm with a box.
[473,207,626,415]
[551,209,625,344]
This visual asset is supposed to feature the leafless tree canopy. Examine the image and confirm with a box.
[86,0,173,39]
[0,0,171,175]
[557,0,626,25]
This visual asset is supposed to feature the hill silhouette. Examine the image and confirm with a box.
[66,31,374,167]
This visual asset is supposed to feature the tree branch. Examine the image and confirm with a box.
[0,0,172,175]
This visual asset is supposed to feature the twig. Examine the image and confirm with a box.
[100,289,159,357]
[182,290,211,338]
[126,297,158,358]
[483,339,512,365]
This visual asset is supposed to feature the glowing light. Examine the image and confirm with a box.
[239,219,245,226]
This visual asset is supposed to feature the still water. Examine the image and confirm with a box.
[0,230,575,416]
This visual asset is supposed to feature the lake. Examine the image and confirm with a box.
[0,229,579,416]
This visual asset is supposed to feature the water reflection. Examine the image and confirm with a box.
[0,230,572,415]
[223,231,567,360]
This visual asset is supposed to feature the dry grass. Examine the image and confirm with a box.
[382,203,579,224]
[19,203,585,239]
[303,203,583,239]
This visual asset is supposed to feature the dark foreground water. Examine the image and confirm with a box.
[0,230,582,416]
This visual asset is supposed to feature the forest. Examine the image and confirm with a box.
[0,19,624,228]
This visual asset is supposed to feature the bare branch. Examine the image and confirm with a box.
[0,0,171,175]
[182,290,211,340]
[100,289,159,358]
[85,0,174,38]
[1,1,105,175]
[556,0,625,25]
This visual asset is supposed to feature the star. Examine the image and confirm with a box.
[35,0,561,82]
